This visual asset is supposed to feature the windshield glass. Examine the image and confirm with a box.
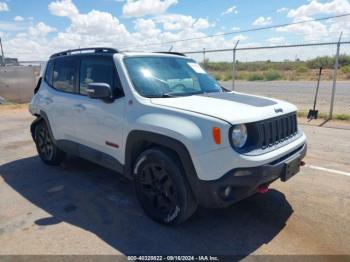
[124,56,222,98]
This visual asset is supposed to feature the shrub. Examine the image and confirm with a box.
[248,73,264,81]
[296,65,308,73]
[336,114,350,121]
[223,71,232,81]
[213,73,222,81]
[264,70,281,81]
[340,65,350,74]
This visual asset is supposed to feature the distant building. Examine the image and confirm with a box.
[0,55,19,66]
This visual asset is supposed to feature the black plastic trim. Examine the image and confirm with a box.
[228,112,301,156]
[195,143,307,208]
[50,47,119,58]
[56,140,124,174]
[125,130,200,194]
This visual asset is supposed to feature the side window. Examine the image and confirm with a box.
[44,61,54,85]
[79,57,116,95]
[52,59,76,93]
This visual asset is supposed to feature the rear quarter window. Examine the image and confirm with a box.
[44,61,54,85]
[52,59,76,93]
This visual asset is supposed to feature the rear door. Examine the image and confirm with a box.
[41,57,79,143]
[72,55,126,167]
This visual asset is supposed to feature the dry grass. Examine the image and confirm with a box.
[209,68,350,82]
[0,103,28,113]
[297,111,350,121]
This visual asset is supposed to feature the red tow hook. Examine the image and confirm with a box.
[256,185,269,194]
[300,160,306,167]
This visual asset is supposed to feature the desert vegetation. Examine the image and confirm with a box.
[203,55,350,81]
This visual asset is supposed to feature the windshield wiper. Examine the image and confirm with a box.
[144,93,177,98]
[146,91,205,98]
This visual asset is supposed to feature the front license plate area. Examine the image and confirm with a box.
[281,156,300,182]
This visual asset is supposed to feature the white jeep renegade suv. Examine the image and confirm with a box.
[29,47,307,224]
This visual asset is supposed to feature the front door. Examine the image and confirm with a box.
[72,56,126,169]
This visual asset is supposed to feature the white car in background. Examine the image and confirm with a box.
[29,47,307,224]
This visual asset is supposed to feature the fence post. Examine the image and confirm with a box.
[329,32,342,119]
[232,40,240,90]
[0,37,4,66]
[203,48,206,69]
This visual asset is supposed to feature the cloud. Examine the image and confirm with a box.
[277,7,288,13]
[267,37,285,44]
[232,34,247,42]
[49,0,79,17]
[0,22,26,31]
[221,5,238,16]
[0,2,8,12]
[287,0,350,19]
[122,0,177,17]
[134,18,160,37]
[2,0,248,60]
[276,16,328,41]
[14,16,24,22]
[155,14,211,31]
[252,16,272,26]
[28,22,56,37]
[231,26,240,31]
[277,0,350,41]
[193,18,211,30]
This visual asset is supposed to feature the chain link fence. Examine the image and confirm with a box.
[185,41,350,119]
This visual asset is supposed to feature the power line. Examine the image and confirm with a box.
[120,13,350,50]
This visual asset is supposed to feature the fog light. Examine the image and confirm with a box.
[224,186,232,198]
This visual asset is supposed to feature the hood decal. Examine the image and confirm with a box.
[199,92,277,107]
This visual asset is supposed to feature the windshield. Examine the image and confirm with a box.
[124,56,222,98]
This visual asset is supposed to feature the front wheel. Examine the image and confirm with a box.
[34,120,65,165]
[134,148,197,225]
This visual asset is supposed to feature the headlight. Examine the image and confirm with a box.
[230,124,248,149]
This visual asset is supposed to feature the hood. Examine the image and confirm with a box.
[151,92,297,124]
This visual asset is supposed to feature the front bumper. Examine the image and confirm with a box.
[192,143,307,208]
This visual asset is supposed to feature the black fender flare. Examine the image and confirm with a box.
[124,130,201,196]
[30,110,56,144]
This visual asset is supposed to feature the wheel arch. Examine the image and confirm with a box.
[30,110,56,144]
[124,131,199,193]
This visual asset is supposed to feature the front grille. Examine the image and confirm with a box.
[255,113,298,150]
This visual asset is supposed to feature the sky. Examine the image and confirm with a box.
[0,0,350,61]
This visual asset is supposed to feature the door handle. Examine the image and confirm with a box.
[74,104,86,111]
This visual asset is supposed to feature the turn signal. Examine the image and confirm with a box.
[212,127,221,145]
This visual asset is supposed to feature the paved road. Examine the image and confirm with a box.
[222,81,350,115]
[0,108,349,257]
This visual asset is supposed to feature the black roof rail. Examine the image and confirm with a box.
[50,47,119,58]
[154,51,186,57]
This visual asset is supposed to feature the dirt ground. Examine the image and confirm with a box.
[0,107,349,259]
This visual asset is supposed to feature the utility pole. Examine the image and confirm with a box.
[0,37,4,66]
[329,32,342,119]
[232,40,239,90]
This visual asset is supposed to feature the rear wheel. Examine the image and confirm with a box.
[134,148,197,225]
[34,120,65,165]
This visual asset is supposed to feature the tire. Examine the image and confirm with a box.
[133,148,198,225]
[34,120,65,165]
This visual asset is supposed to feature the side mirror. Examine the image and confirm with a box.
[86,83,112,100]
